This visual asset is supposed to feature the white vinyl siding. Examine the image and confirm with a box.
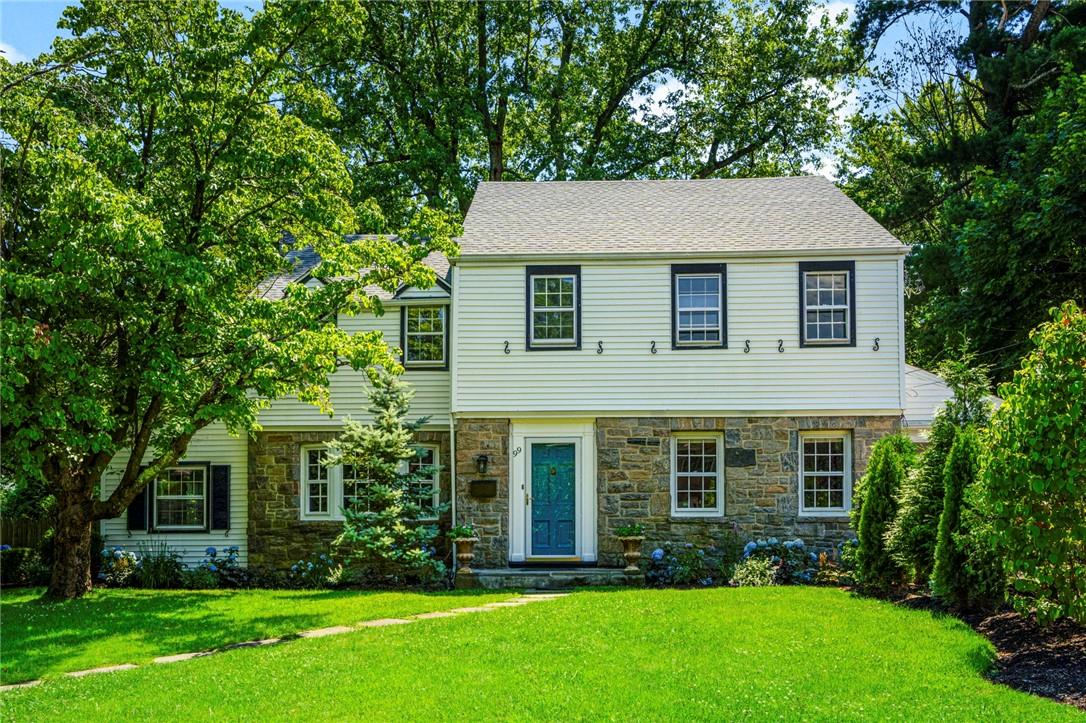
[257,302,450,428]
[453,257,903,414]
[100,423,248,566]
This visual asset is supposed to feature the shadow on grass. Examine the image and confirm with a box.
[0,586,506,684]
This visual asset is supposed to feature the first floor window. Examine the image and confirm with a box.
[671,434,724,516]
[799,431,852,515]
[406,446,440,519]
[304,448,330,515]
[301,445,441,521]
[155,466,206,529]
[404,305,446,367]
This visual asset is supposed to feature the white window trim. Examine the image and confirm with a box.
[406,444,441,521]
[299,444,441,522]
[798,430,853,517]
[529,273,578,346]
[404,305,447,368]
[802,270,851,345]
[154,466,207,531]
[674,272,724,347]
[670,433,725,517]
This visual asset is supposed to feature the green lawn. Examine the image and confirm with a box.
[2,587,1077,721]
[0,586,512,684]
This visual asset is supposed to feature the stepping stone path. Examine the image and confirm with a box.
[0,593,568,692]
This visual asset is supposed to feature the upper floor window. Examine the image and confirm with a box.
[402,305,447,368]
[670,434,724,516]
[671,264,726,348]
[526,265,580,350]
[799,431,852,516]
[155,466,207,530]
[799,261,855,346]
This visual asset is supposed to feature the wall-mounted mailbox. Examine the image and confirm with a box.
[469,479,498,499]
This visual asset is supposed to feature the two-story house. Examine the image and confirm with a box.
[100,176,912,577]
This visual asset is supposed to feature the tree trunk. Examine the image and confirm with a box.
[47,483,94,599]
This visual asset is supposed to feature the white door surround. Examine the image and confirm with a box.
[508,419,597,564]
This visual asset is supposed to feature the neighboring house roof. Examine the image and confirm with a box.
[257,234,451,301]
[903,364,1001,440]
[458,176,906,258]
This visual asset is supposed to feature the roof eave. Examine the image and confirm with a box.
[452,245,909,264]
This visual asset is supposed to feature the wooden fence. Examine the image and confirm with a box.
[1,518,50,548]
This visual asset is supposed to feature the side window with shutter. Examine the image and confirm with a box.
[211,465,231,530]
[127,465,151,532]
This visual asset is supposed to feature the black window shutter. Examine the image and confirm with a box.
[211,465,230,530]
[127,465,151,531]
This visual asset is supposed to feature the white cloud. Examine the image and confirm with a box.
[0,42,28,64]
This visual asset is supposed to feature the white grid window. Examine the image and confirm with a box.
[799,432,852,516]
[405,306,445,366]
[155,467,206,529]
[530,275,576,344]
[304,448,329,516]
[671,435,724,516]
[342,463,367,512]
[407,446,440,520]
[803,271,850,343]
[676,274,722,344]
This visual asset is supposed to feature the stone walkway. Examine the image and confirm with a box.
[0,593,568,692]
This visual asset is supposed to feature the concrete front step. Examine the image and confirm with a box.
[458,567,643,590]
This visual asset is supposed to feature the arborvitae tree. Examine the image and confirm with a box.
[328,367,445,587]
[855,435,910,593]
[931,427,981,608]
[887,357,991,583]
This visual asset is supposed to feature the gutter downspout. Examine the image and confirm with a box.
[450,416,457,575]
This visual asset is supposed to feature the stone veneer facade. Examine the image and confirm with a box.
[594,416,898,567]
[454,415,897,569]
[247,429,452,570]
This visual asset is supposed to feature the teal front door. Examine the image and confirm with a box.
[530,443,576,556]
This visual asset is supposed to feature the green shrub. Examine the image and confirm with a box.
[0,546,48,586]
[855,435,910,592]
[931,427,981,607]
[730,557,777,587]
[955,475,1007,611]
[288,552,341,589]
[645,542,716,587]
[98,546,138,586]
[852,434,916,528]
[183,567,219,589]
[740,538,818,584]
[135,540,185,589]
[888,357,991,584]
[982,301,1086,624]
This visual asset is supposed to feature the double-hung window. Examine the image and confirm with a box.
[799,431,852,516]
[301,445,440,521]
[155,466,207,530]
[670,434,724,516]
[406,446,440,520]
[526,265,580,350]
[799,261,855,346]
[401,305,447,368]
[671,264,726,348]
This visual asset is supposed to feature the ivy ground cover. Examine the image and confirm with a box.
[2,587,1077,721]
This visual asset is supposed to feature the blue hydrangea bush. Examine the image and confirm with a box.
[99,546,139,586]
[288,551,342,589]
[646,542,722,587]
[738,538,819,584]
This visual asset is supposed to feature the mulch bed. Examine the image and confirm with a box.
[871,587,1084,710]
[967,610,1086,711]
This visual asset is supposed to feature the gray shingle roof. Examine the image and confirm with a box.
[459,177,904,257]
[257,235,451,301]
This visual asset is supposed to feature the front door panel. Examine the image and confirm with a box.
[530,443,576,556]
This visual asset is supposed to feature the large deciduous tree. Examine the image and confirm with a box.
[308,0,854,225]
[0,0,458,599]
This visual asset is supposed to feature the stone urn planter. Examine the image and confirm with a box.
[452,537,480,574]
[618,536,645,572]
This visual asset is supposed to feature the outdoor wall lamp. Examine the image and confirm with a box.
[474,454,490,474]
